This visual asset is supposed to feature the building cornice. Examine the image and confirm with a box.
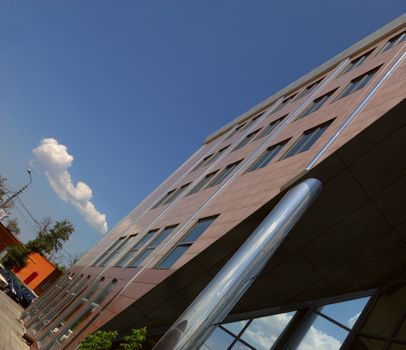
[204,13,406,144]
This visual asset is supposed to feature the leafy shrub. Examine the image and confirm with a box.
[79,330,118,350]
[120,327,147,350]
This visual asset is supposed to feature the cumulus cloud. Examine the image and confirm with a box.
[238,312,342,350]
[33,138,108,234]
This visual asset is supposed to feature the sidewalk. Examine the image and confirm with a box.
[0,290,30,350]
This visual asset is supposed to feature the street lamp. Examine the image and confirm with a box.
[0,169,32,209]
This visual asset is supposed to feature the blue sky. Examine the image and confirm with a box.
[0,1,404,262]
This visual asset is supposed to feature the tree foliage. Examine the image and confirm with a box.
[120,327,147,350]
[26,218,74,257]
[2,218,74,269]
[78,330,118,350]
[2,244,30,269]
[6,218,20,235]
[78,327,147,350]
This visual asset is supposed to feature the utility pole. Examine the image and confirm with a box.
[0,169,32,209]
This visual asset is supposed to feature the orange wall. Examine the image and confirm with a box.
[13,252,62,295]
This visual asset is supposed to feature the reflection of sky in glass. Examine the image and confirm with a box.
[222,320,248,336]
[296,315,347,350]
[231,341,251,349]
[321,297,370,328]
[241,312,294,350]
[204,327,234,350]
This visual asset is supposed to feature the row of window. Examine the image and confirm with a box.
[153,115,334,210]
[95,119,336,271]
[219,29,405,147]
[93,216,218,270]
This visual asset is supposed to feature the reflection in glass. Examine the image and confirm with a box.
[204,327,234,350]
[295,314,348,350]
[241,312,294,350]
[222,320,248,336]
[321,297,370,329]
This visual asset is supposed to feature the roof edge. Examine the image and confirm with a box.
[204,13,406,144]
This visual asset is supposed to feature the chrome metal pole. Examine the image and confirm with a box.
[153,178,322,350]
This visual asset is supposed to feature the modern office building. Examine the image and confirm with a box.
[23,14,406,350]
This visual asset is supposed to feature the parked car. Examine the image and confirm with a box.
[0,266,37,308]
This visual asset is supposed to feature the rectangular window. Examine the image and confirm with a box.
[206,145,230,165]
[151,189,176,209]
[280,120,334,160]
[247,141,289,172]
[115,230,158,267]
[187,171,218,196]
[294,79,322,101]
[161,183,191,206]
[98,236,135,267]
[271,94,296,113]
[225,123,247,140]
[340,50,373,75]
[92,238,124,266]
[254,116,286,141]
[127,225,177,267]
[336,67,380,100]
[157,216,218,269]
[232,129,260,151]
[191,153,214,172]
[206,161,242,188]
[296,89,336,120]
[381,31,406,53]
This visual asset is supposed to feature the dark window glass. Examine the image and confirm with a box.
[207,161,242,188]
[225,123,247,140]
[237,113,263,132]
[187,171,218,195]
[151,189,176,209]
[157,245,189,269]
[181,216,218,243]
[99,236,134,267]
[115,230,157,267]
[341,50,373,75]
[127,225,177,268]
[232,130,260,151]
[254,116,286,140]
[161,183,191,205]
[157,216,218,269]
[336,67,380,100]
[272,94,296,113]
[280,120,333,160]
[247,141,288,172]
[207,145,230,165]
[93,238,124,266]
[296,89,336,120]
[191,153,213,172]
[381,31,406,52]
[128,249,153,268]
[294,79,322,100]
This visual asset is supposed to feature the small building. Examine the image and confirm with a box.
[0,222,62,295]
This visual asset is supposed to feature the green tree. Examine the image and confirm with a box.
[27,218,74,257]
[2,244,30,269]
[2,218,74,269]
[120,327,147,350]
[79,330,118,350]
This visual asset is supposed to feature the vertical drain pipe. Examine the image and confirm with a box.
[153,178,322,350]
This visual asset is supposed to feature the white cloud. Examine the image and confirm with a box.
[348,312,361,328]
[298,326,342,350]
[33,138,108,234]
[236,312,342,350]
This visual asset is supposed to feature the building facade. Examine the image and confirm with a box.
[23,15,406,350]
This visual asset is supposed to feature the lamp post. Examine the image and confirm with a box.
[0,169,32,209]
